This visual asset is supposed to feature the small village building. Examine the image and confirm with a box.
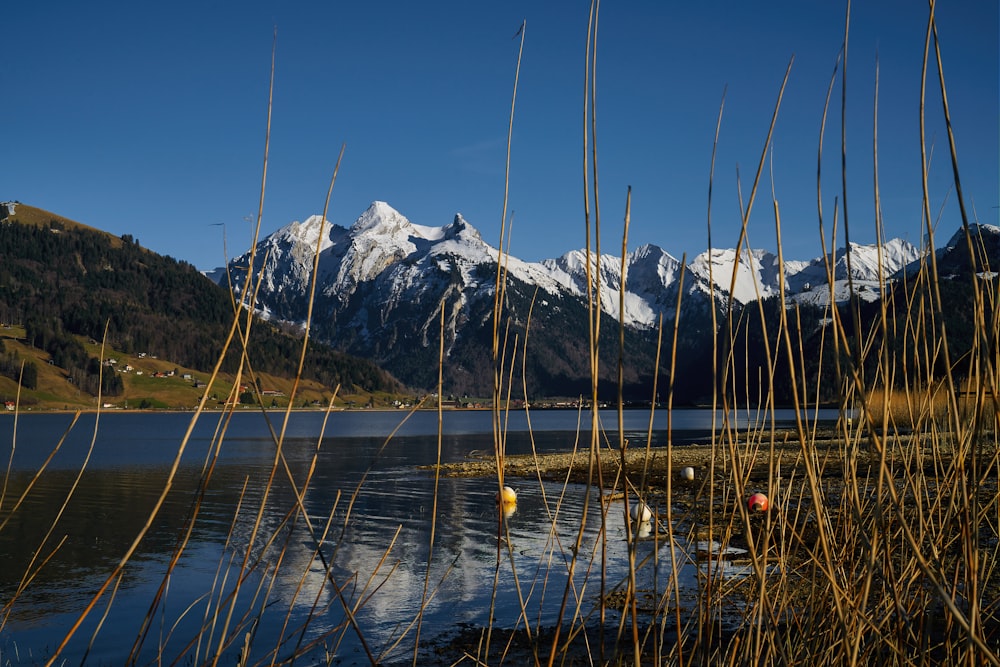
[0,201,17,221]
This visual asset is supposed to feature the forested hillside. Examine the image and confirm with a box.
[0,205,399,402]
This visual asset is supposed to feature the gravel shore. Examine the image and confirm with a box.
[426,428,909,487]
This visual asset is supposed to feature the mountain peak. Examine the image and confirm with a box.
[351,201,410,234]
[276,214,332,250]
[944,223,1000,250]
[444,213,482,242]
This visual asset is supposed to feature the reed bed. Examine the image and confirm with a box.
[1,2,997,665]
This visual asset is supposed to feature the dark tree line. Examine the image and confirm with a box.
[0,342,38,390]
[23,317,124,395]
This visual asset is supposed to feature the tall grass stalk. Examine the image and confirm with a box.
[545,3,608,665]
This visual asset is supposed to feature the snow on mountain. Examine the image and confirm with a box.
[326,201,446,297]
[943,223,1000,250]
[685,237,922,308]
[623,244,689,322]
[221,201,927,337]
[786,238,923,306]
[539,244,693,327]
[688,248,782,304]
[913,222,1000,282]
[226,202,574,331]
[229,213,342,302]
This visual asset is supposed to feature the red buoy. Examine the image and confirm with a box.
[748,493,769,512]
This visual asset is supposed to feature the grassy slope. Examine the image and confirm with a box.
[3,204,118,237]
[0,322,383,411]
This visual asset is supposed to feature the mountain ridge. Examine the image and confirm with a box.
[217,201,954,395]
[222,201,925,327]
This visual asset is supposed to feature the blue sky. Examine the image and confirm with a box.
[3,2,997,270]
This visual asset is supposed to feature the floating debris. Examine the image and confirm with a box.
[695,539,749,561]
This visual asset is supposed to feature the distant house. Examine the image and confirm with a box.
[0,201,17,221]
[4,401,15,411]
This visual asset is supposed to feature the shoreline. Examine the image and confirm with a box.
[419,429,1000,664]
[424,428,949,485]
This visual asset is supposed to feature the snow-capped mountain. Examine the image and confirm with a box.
[218,201,932,393]
[918,223,1000,280]
[685,238,923,308]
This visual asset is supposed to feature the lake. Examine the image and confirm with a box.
[0,408,842,665]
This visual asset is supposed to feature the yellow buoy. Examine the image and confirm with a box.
[497,485,518,505]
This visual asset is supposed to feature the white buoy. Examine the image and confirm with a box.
[681,466,695,481]
[630,501,653,523]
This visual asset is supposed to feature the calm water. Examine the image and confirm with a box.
[0,408,841,665]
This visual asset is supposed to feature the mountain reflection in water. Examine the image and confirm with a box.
[0,408,837,664]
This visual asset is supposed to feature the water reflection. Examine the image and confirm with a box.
[0,410,842,664]
[292,472,705,663]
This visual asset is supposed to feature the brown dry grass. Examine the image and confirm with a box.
[5,204,125,247]
[868,384,998,429]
